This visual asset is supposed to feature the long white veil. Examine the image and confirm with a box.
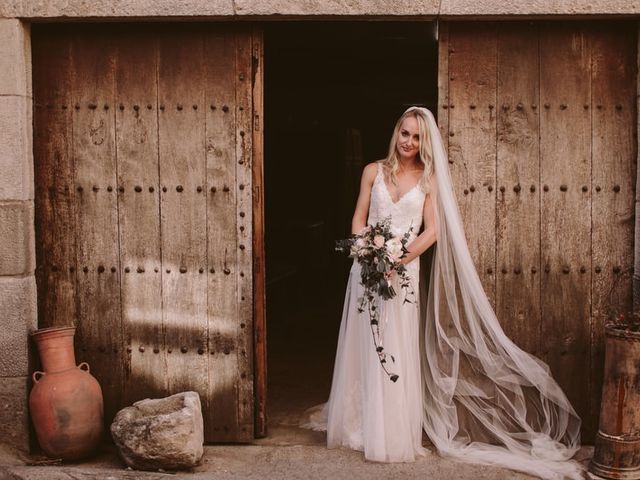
[412,106,584,479]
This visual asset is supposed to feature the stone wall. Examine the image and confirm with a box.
[0,18,34,453]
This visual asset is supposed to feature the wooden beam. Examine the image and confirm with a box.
[251,26,267,439]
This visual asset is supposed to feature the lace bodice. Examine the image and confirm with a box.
[367,162,426,244]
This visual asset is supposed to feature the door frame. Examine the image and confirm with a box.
[251,27,267,438]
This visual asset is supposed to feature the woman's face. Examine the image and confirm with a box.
[395,115,420,161]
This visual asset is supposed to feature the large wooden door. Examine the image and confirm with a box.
[33,24,264,442]
[438,20,637,440]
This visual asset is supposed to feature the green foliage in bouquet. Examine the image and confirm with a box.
[336,216,416,382]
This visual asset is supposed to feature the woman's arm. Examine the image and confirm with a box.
[401,174,438,264]
[351,162,378,235]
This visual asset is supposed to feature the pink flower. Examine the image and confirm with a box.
[373,235,385,249]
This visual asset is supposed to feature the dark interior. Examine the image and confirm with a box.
[263,21,438,439]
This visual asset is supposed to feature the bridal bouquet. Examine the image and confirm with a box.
[336,216,415,382]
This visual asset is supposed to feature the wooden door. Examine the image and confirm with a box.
[438,20,637,441]
[32,24,265,442]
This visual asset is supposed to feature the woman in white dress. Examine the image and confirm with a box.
[324,109,435,463]
[304,106,584,480]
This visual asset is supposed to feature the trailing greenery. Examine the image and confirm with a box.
[336,216,415,382]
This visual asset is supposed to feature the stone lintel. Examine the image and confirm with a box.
[1,0,638,19]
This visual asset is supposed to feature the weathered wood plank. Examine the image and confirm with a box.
[71,31,123,422]
[235,29,254,441]
[114,32,165,406]
[495,23,541,355]
[447,22,498,307]
[32,30,76,329]
[437,22,449,148]
[158,29,208,399]
[251,27,267,439]
[204,29,241,442]
[589,22,636,441]
[539,22,592,425]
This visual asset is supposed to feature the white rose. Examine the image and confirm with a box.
[373,235,385,249]
[385,237,403,261]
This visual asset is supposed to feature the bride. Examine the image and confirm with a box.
[303,106,584,480]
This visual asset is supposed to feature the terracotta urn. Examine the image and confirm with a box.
[29,326,104,460]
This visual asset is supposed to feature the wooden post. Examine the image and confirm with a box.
[634,21,640,315]
[589,326,640,479]
[251,27,267,438]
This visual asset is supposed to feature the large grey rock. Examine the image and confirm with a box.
[110,391,204,471]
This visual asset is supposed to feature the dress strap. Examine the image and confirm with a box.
[375,161,383,182]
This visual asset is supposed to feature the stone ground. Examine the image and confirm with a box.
[0,436,595,480]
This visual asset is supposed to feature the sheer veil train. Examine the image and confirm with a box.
[304,106,584,480]
[414,106,583,479]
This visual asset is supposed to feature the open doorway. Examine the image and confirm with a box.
[263,21,438,442]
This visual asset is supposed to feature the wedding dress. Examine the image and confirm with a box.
[320,160,427,462]
[303,107,584,480]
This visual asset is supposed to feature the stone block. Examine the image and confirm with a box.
[0,19,30,97]
[0,376,30,453]
[439,0,640,16]
[0,95,33,201]
[233,0,439,16]
[111,391,204,471]
[0,276,37,377]
[0,201,34,276]
[1,1,235,18]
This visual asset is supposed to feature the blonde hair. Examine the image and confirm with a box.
[381,108,433,193]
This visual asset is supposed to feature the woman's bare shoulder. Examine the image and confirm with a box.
[361,161,381,181]
[367,159,385,170]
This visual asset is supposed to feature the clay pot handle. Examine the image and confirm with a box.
[78,362,90,373]
[32,371,45,383]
